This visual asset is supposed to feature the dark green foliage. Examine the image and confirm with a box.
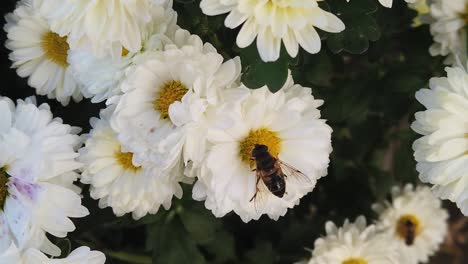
[0,0,456,263]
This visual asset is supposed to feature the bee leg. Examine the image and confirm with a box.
[249,177,261,202]
[251,169,256,172]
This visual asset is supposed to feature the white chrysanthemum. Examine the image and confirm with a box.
[4,1,81,106]
[110,35,241,174]
[0,97,88,257]
[428,0,467,63]
[37,0,158,58]
[192,76,332,222]
[69,3,178,103]
[411,66,468,215]
[0,244,105,264]
[79,107,183,220]
[373,184,448,264]
[308,216,400,264]
[200,0,345,62]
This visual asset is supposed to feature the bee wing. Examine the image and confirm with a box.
[251,170,270,213]
[278,160,312,186]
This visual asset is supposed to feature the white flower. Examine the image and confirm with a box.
[69,3,178,103]
[0,244,105,264]
[0,97,87,256]
[110,34,241,174]
[79,107,183,220]
[37,0,158,58]
[428,0,467,64]
[192,76,332,222]
[200,0,345,62]
[373,184,448,264]
[412,66,468,215]
[4,1,81,106]
[308,216,400,264]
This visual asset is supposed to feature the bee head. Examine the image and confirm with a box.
[251,144,268,158]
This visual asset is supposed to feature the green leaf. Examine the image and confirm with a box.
[240,44,290,92]
[152,219,207,264]
[180,204,221,244]
[326,0,380,54]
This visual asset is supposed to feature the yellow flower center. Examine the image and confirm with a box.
[396,214,422,243]
[153,80,188,120]
[114,148,141,172]
[342,258,368,264]
[41,31,69,67]
[239,128,281,167]
[0,168,10,210]
[121,47,130,57]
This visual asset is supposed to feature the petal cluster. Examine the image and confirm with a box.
[412,66,468,215]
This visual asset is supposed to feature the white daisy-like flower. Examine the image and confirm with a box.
[200,0,345,62]
[0,244,105,264]
[373,184,448,264]
[69,3,178,103]
[0,97,87,256]
[4,1,82,106]
[428,0,467,64]
[79,107,183,220]
[412,66,468,215]
[308,216,400,264]
[192,76,332,222]
[110,34,242,174]
[37,0,158,58]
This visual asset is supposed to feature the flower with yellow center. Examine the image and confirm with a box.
[200,0,345,62]
[0,96,87,257]
[308,216,400,264]
[110,37,242,174]
[192,76,333,222]
[373,184,448,264]
[5,3,82,106]
[80,107,184,220]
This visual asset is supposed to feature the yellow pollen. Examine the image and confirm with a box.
[114,148,141,172]
[342,258,368,264]
[121,47,130,57]
[396,214,422,240]
[239,128,281,167]
[41,31,69,67]
[153,80,188,120]
[0,168,9,210]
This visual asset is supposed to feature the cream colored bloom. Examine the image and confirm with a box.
[428,0,467,64]
[37,0,157,58]
[373,185,448,264]
[200,0,344,62]
[192,75,332,222]
[308,216,400,264]
[412,66,468,215]
[4,1,81,105]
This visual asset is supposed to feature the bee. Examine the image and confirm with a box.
[402,219,416,246]
[249,144,310,205]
